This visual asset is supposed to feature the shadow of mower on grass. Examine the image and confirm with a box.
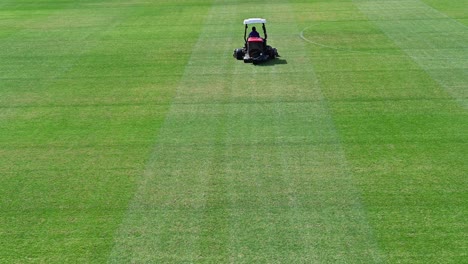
[255,58,288,66]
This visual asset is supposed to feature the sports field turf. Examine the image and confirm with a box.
[0,0,466,263]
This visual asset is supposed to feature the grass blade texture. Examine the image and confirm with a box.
[301,0,467,262]
[110,1,381,263]
[1,0,466,263]
[0,0,210,262]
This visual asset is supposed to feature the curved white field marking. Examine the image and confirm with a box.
[300,26,355,51]
[299,26,393,55]
[299,26,404,56]
[300,25,466,62]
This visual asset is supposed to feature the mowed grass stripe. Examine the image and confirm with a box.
[108,2,237,262]
[348,1,467,261]
[353,0,468,108]
[297,0,466,262]
[110,0,381,262]
[0,0,207,262]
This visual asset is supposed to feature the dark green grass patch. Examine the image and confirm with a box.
[0,0,212,262]
[303,0,467,262]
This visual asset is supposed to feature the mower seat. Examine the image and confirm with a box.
[247,37,265,58]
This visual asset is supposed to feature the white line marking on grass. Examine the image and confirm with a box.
[300,25,465,60]
[300,26,369,53]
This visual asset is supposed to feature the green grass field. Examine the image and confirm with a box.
[0,0,466,262]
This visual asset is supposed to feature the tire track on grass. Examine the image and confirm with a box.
[218,2,382,262]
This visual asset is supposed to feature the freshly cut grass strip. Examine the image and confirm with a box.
[109,1,381,262]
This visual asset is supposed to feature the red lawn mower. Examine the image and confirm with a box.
[233,18,279,64]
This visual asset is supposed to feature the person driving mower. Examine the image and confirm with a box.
[249,26,260,38]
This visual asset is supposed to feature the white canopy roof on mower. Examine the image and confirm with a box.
[243,18,267,25]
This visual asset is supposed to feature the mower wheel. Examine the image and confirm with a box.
[266,46,277,59]
[234,48,244,60]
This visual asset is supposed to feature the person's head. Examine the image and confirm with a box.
[252,26,257,31]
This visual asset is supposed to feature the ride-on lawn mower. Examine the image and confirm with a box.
[233,18,279,64]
